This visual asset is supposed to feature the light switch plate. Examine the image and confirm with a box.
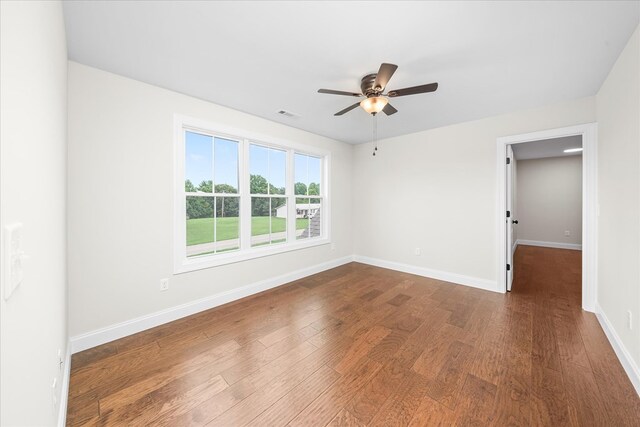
[4,223,24,300]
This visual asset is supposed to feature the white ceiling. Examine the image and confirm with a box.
[512,135,583,160]
[62,1,639,144]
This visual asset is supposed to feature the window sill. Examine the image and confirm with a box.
[174,238,331,274]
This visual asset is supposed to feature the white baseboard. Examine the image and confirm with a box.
[516,239,582,251]
[57,345,71,427]
[595,304,640,396]
[70,255,354,354]
[353,255,499,293]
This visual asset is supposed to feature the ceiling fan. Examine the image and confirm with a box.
[318,63,438,116]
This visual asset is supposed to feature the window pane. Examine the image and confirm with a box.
[215,197,239,252]
[185,131,212,193]
[296,198,321,240]
[214,137,238,193]
[251,145,286,196]
[269,148,286,195]
[308,198,321,238]
[271,198,287,244]
[250,144,268,194]
[185,196,240,256]
[308,156,321,196]
[186,196,214,257]
[294,153,308,195]
[295,200,310,240]
[252,197,287,246]
[251,197,271,247]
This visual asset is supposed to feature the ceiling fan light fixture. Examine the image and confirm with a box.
[318,63,437,117]
[360,96,388,114]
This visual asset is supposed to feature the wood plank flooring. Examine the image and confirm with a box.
[67,246,640,426]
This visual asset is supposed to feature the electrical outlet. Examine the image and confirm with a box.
[628,310,633,330]
[564,230,570,237]
[160,278,169,292]
[414,247,421,256]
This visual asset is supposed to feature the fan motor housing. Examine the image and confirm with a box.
[360,74,380,97]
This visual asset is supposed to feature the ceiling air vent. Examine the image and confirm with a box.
[277,110,299,118]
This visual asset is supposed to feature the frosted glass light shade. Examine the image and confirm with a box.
[360,96,388,114]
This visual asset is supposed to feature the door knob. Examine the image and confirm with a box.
[512,219,519,224]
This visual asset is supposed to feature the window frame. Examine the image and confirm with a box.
[174,115,331,274]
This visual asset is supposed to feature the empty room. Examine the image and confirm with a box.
[1,1,639,426]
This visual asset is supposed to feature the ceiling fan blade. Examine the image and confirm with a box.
[334,102,361,116]
[318,89,362,97]
[382,103,398,116]
[373,63,398,91]
[387,82,438,97]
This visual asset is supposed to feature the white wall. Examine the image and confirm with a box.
[0,1,68,425]
[516,155,582,246]
[67,62,353,338]
[353,97,596,288]
[596,26,640,378]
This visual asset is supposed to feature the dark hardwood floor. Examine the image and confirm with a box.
[67,246,640,426]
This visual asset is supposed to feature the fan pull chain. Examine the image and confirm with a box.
[372,113,378,156]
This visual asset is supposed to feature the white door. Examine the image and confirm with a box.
[506,145,514,291]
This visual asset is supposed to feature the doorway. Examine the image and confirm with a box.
[496,123,597,311]
[507,136,583,294]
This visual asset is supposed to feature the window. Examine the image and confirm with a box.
[294,153,322,240]
[175,116,330,273]
[250,144,287,247]
[185,132,240,257]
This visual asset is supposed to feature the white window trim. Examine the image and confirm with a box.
[173,114,331,274]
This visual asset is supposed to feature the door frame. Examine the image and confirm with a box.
[496,123,597,312]
[506,144,514,291]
